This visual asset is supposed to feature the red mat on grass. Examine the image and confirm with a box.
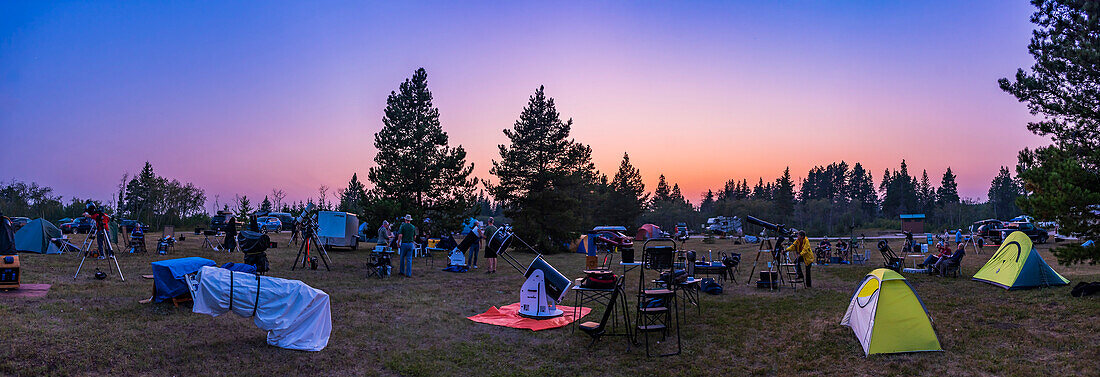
[0,284,51,299]
[468,303,591,331]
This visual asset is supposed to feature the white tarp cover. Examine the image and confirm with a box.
[191,266,331,351]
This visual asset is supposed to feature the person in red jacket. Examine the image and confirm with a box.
[83,203,111,258]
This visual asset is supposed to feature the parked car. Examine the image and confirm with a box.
[59,221,76,234]
[257,216,282,233]
[970,219,1004,239]
[265,212,297,231]
[11,217,30,232]
[72,217,95,233]
[119,219,149,233]
[210,212,233,231]
[994,222,1049,244]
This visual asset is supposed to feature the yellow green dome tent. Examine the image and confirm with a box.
[972,231,1068,290]
[841,268,942,356]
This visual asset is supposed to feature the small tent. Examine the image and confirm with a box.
[840,268,942,356]
[636,224,662,241]
[14,218,62,254]
[972,231,1068,290]
[576,234,592,254]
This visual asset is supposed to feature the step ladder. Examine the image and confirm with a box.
[778,251,802,288]
[635,287,680,357]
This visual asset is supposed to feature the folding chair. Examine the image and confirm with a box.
[936,249,965,278]
[578,276,630,347]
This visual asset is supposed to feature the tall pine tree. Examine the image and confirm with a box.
[772,167,796,221]
[606,152,648,227]
[489,86,599,252]
[999,0,1100,264]
[368,68,477,229]
[653,175,672,204]
[988,167,1022,220]
[937,167,960,205]
[338,173,369,218]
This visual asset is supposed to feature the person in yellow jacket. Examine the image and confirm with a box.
[786,230,814,288]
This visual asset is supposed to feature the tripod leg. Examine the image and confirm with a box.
[74,254,88,279]
[315,236,331,271]
[292,241,305,270]
[112,255,126,281]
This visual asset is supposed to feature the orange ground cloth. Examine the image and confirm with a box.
[468,303,591,331]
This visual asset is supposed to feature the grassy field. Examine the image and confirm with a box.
[1,231,1098,376]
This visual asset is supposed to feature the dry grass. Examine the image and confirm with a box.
[1,231,1098,376]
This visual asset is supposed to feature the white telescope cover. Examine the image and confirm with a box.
[191,266,331,351]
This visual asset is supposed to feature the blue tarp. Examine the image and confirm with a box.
[152,257,216,303]
[221,262,257,273]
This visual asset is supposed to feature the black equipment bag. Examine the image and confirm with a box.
[437,235,458,250]
[701,277,723,295]
[659,269,688,285]
[581,270,617,289]
[621,247,635,263]
[239,231,270,254]
[0,217,15,255]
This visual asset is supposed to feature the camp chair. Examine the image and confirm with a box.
[578,275,630,347]
[936,249,965,278]
[129,228,147,253]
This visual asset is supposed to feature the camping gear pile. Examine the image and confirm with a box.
[189,265,331,351]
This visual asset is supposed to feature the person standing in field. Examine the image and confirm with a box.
[786,230,814,288]
[396,215,417,277]
[377,220,392,247]
[223,217,238,252]
[466,220,482,269]
[483,218,498,274]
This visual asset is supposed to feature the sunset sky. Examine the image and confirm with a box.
[1,1,1050,210]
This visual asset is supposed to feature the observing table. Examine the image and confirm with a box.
[693,262,735,283]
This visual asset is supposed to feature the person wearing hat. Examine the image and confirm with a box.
[377,220,392,247]
[396,214,417,277]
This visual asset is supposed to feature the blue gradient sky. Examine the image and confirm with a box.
[1,1,1046,209]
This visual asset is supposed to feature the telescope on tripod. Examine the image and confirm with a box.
[743,215,796,290]
[291,203,331,271]
[744,216,787,237]
[75,219,125,281]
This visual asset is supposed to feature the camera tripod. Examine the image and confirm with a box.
[291,222,331,271]
[74,223,125,281]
